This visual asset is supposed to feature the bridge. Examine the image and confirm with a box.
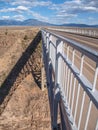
[0,27,98,130]
[41,28,98,130]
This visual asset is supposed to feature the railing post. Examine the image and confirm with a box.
[52,39,63,129]
[48,62,54,126]
[53,84,60,129]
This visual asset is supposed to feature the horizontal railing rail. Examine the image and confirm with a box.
[47,27,98,38]
[41,29,98,130]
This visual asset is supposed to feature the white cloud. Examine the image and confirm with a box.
[13,15,25,21]
[48,0,98,24]
[50,0,98,13]
[0,6,29,13]
[16,6,29,11]
[49,14,77,24]
[83,6,97,11]
[0,8,15,12]
[11,0,51,7]
[56,13,77,18]
[1,15,25,21]
[1,16,10,19]
[31,11,49,22]
[32,1,51,7]
[11,0,30,6]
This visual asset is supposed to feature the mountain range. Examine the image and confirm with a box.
[0,19,52,26]
[0,19,98,27]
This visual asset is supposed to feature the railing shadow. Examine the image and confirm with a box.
[0,31,41,114]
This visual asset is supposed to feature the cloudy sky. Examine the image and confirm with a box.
[0,0,98,25]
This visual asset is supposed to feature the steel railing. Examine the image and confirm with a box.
[47,27,98,38]
[41,29,98,130]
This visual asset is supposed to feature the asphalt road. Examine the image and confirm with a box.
[47,29,98,52]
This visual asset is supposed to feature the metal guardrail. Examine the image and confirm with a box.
[41,29,98,130]
[47,27,98,38]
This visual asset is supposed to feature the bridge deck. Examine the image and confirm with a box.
[47,29,98,51]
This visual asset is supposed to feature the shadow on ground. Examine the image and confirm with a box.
[0,31,42,114]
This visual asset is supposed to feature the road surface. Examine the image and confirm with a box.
[47,29,98,51]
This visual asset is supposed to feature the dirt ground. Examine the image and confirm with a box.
[0,26,51,130]
[0,74,51,130]
[0,26,39,86]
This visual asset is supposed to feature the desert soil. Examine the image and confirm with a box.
[0,26,51,130]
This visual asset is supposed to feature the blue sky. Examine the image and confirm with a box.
[0,0,98,25]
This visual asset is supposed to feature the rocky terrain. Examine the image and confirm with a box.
[0,27,51,130]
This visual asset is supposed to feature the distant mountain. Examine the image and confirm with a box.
[0,19,98,27]
[21,19,52,26]
[0,19,52,26]
[0,20,22,26]
[60,23,98,28]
